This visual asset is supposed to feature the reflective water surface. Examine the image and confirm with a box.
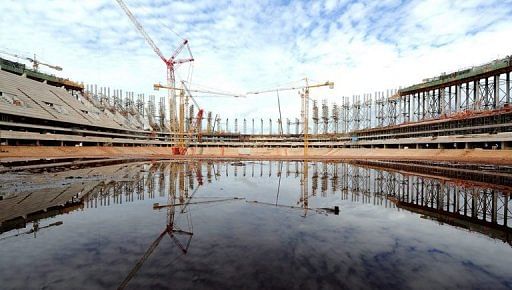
[0,160,511,289]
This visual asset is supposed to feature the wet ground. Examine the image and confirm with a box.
[0,160,511,289]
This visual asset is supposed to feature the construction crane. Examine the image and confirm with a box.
[115,0,194,132]
[247,80,333,213]
[154,82,244,153]
[0,50,62,72]
[246,79,334,157]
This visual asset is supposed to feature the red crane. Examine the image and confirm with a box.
[115,0,194,131]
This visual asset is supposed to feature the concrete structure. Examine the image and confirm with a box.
[0,55,511,152]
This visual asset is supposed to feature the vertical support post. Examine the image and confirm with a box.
[407,94,411,122]
[506,72,511,105]
[485,77,489,109]
[438,88,442,117]
[464,82,469,111]
[455,84,461,112]
[474,80,479,111]
[494,74,499,109]
[422,91,426,119]
[447,86,451,116]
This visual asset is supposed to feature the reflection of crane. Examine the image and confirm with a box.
[154,83,244,153]
[0,50,62,72]
[247,79,334,157]
[118,161,242,289]
[115,0,194,131]
[119,163,194,290]
[0,220,63,241]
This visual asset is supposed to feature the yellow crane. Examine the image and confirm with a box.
[247,79,334,214]
[246,79,334,157]
[0,50,62,72]
[154,82,244,153]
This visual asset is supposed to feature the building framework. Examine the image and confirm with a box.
[0,55,511,150]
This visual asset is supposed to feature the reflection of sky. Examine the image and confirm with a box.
[0,162,511,289]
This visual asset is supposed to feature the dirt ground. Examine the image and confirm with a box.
[0,146,511,165]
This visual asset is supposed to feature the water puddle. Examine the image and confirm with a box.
[0,160,511,289]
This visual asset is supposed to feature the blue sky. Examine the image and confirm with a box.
[1,0,512,121]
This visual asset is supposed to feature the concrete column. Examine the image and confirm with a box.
[494,74,499,109]
[474,80,479,110]
[415,93,419,122]
[439,88,445,116]
[485,77,490,109]
[422,91,426,119]
[407,94,411,122]
[464,82,469,110]
[455,84,461,112]
[501,141,510,150]
[506,72,510,105]
[465,142,470,149]
[447,86,451,115]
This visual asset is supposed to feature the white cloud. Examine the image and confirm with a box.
[1,0,511,126]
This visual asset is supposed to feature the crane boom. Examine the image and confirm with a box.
[0,50,62,71]
[115,0,166,63]
[246,79,334,157]
[154,83,245,98]
[246,81,334,95]
[115,0,194,132]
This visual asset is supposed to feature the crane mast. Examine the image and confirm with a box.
[154,83,244,152]
[247,79,334,157]
[115,0,194,132]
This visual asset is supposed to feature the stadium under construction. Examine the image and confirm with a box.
[0,54,511,162]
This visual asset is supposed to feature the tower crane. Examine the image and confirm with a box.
[0,50,62,72]
[154,82,244,153]
[247,79,334,214]
[246,79,334,157]
[115,0,194,131]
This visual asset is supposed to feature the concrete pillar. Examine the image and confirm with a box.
[437,143,442,149]
[438,88,443,116]
[455,84,461,112]
[506,72,510,105]
[494,74,499,109]
[447,86,451,115]
[407,95,411,122]
[416,92,421,122]
[465,142,470,149]
[501,141,510,150]
[465,82,470,110]
[472,81,478,110]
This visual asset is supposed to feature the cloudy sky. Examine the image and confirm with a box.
[1,0,511,121]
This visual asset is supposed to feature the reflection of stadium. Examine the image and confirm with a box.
[0,161,510,245]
